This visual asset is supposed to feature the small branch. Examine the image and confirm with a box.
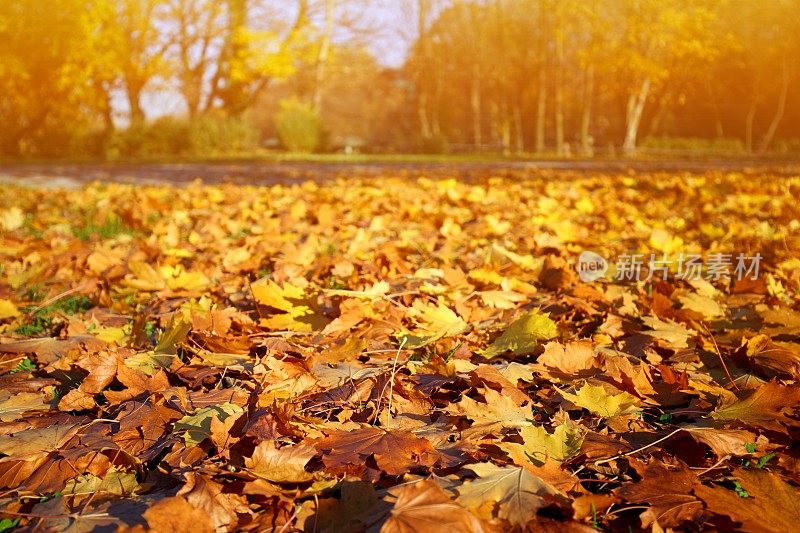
[693,454,731,476]
[593,428,684,466]
[385,337,407,430]
[702,322,739,391]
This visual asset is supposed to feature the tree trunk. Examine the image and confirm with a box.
[580,64,594,156]
[535,0,547,153]
[313,0,335,114]
[127,80,145,125]
[622,78,651,156]
[416,0,432,140]
[514,103,524,153]
[471,72,482,149]
[757,59,790,154]
[501,101,511,156]
[745,99,758,153]
[535,67,546,153]
[554,9,565,156]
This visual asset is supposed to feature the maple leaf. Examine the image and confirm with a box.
[244,441,316,483]
[537,340,599,375]
[173,403,244,446]
[123,261,167,291]
[744,334,800,378]
[557,383,641,417]
[143,496,214,533]
[481,309,558,359]
[616,460,704,529]
[681,427,760,458]
[710,381,800,432]
[694,469,800,533]
[0,298,20,320]
[62,469,139,503]
[314,427,438,476]
[178,472,250,532]
[447,387,534,430]
[402,300,467,348]
[456,462,563,526]
[642,316,692,348]
[380,479,484,533]
[678,292,724,319]
[0,424,79,461]
[502,422,585,465]
[0,392,50,422]
[251,278,326,332]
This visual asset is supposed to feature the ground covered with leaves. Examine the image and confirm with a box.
[0,171,799,532]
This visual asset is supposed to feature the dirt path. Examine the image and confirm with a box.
[1,159,798,188]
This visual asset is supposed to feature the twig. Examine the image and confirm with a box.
[702,322,739,391]
[593,428,684,466]
[28,286,85,314]
[385,337,407,430]
[693,454,731,476]
[277,505,302,533]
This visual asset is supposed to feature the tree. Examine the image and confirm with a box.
[110,0,169,125]
[0,0,111,155]
[612,0,720,156]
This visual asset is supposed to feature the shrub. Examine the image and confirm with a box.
[274,98,322,153]
[640,136,745,154]
[187,114,259,154]
[106,115,259,159]
[418,134,449,154]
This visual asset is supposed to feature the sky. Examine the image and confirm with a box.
[132,1,413,122]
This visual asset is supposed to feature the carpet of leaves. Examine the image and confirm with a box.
[0,171,799,532]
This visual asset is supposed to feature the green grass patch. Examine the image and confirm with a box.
[14,295,93,336]
[72,215,131,241]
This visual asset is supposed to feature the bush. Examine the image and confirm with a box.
[187,115,259,154]
[640,136,745,154]
[418,134,449,154]
[106,115,259,159]
[274,98,322,153]
[776,138,800,155]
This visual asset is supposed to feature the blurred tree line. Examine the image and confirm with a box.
[0,0,798,158]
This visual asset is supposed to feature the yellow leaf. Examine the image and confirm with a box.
[557,383,640,417]
[456,462,563,526]
[481,310,557,358]
[167,270,210,292]
[642,316,691,348]
[93,325,127,345]
[124,261,166,291]
[649,228,684,254]
[503,422,585,464]
[0,207,24,231]
[403,300,467,348]
[0,299,20,320]
[174,403,244,447]
[251,278,306,313]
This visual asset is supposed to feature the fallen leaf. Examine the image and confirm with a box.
[143,496,214,533]
[0,299,20,320]
[381,479,484,533]
[456,462,563,526]
[314,427,438,476]
[245,441,316,483]
[711,381,800,432]
[694,469,800,533]
[481,309,558,359]
[403,300,467,348]
[0,392,50,422]
[173,403,245,446]
[502,422,585,465]
[557,383,641,417]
